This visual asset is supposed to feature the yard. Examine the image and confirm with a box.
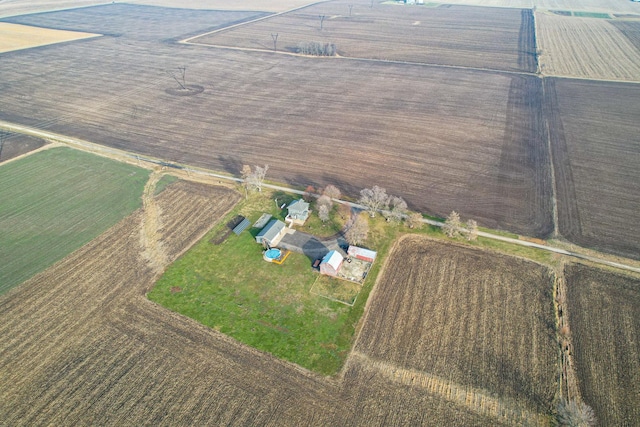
[149,193,359,374]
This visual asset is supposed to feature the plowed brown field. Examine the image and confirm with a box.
[354,235,559,424]
[564,264,640,426]
[2,181,352,425]
[1,204,562,425]
[194,2,536,72]
[545,78,640,260]
[0,4,552,237]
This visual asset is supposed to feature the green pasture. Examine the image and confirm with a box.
[0,147,148,293]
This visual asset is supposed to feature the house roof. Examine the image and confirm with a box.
[287,199,309,215]
[256,219,286,242]
[321,250,343,271]
[347,246,377,261]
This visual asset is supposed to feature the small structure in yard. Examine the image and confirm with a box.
[253,213,272,229]
[256,219,286,247]
[320,250,344,277]
[232,216,251,235]
[285,199,310,226]
[347,246,377,263]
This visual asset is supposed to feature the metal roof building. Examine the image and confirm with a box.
[255,219,286,247]
[320,250,343,277]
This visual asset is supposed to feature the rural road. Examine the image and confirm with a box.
[1,119,639,274]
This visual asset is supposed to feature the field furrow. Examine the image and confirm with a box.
[536,13,640,81]
[354,236,559,418]
[0,4,552,237]
[196,1,535,72]
[564,264,640,426]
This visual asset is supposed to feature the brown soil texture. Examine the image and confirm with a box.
[536,13,640,81]
[0,181,543,426]
[611,20,640,51]
[545,78,640,260]
[0,4,552,238]
[196,2,537,73]
[0,132,47,162]
[354,236,559,422]
[564,263,640,426]
[0,182,343,425]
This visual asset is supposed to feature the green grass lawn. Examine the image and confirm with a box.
[0,147,149,293]
[298,202,350,238]
[148,190,559,376]
[149,192,404,375]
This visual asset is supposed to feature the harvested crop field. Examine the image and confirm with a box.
[0,178,554,425]
[0,4,552,238]
[1,181,347,425]
[0,22,100,53]
[564,263,640,426]
[545,78,640,259]
[0,147,148,293]
[438,0,640,14]
[354,236,558,424]
[611,20,640,51]
[536,13,640,81]
[193,2,537,72]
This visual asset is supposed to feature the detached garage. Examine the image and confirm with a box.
[347,246,377,263]
[320,250,343,277]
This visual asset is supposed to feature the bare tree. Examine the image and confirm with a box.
[359,185,389,217]
[250,164,269,192]
[297,41,336,56]
[466,219,478,241]
[557,399,596,427]
[443,210,462,238]
[271,33,278,52]
[323,184,341,200]
[241,164,252,199]
[405,212,423,229]
[345,214,369,246]
[385,196,407,223]
[318,204,330,223]
[167,66,187,89]
[317,194,332,211]
[319,15,326,30]
[242,164,269,195]
[348,4,353,15]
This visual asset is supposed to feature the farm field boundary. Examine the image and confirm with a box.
[353,236,560,419]
[0,22,100,53]
[348,351,548,426]
[564,264,640,425]
[536,12,640,82]
[186,2,537,73]
[0,146,149,293]
[544,78,640,261]
[1,119,639,274]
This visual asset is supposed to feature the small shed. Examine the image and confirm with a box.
[348,246,377,263]
[286,199,310,225]
[320,250,344,277]
[256,219,286,247]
